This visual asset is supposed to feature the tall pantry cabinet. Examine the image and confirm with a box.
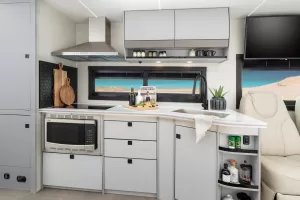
[0,0,36,192]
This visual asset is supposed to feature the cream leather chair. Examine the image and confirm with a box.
[240,91,300,200]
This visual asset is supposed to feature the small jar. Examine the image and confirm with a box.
[141,51,146,57]
[148,51,153,57]
[159,51,164,57]
[152,51,157,57]
[133,51,137,57]
[163,51,167,57]
[137,51,142,57]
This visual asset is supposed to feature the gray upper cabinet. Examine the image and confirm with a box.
[124,10,175,48]
[175,8,229,48]
[0,3,32,110]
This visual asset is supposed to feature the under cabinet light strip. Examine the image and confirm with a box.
[248,0,268,16]
[79,0,98,18]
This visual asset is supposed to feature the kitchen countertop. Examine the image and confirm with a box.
[39,104,267,129]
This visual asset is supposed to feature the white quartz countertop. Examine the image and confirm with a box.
[39,104,267,128]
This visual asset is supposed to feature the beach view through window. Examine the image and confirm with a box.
[242,70,300,100]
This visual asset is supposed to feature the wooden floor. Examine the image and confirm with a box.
[0,188,156,200]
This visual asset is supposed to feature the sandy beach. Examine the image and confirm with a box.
[243,76,300,100]
[96,86,193,94]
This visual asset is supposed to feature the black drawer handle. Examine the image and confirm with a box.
[128,141,132,145]
[127,159,132,164]
[128,122,132,127]
[176,134,181,139]
[70,155,74,159]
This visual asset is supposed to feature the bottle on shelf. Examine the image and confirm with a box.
[221,163,231,183]
[222,194,235,200]
[129,87,136,106]
[229,136,236,149]
[228,160,239,183]
[235,136,241,149]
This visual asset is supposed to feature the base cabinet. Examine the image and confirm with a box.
[175,126,217,200]
[105,157,156,194]
[43,153,102,190]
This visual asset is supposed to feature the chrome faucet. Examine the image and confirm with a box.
[192,74,208,110]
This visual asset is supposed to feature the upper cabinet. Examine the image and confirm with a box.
[124,10,175,48]
[175,8,229,48]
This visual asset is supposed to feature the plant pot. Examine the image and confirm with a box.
[210,97,226,110]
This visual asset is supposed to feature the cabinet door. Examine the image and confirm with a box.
[0,115,31,167]
[175,126,217,200]
[175,8,229,40]
[43,153,103,190]
[0,3,32,110]
[125,10,174,41]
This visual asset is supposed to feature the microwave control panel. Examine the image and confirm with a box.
[85,120,97,150]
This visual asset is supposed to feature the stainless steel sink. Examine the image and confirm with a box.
[172,109,230,118]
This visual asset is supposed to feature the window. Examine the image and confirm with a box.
[236,55,300,110]
[89,66,206,103]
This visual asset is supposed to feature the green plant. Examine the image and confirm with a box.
[209,86,229,98]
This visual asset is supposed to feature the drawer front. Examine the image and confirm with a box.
[105,139,156,159]
[43,153,102,190]
[104,121,157,140]
[105,157,156,194]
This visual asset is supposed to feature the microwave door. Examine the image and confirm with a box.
[46,119,86,151]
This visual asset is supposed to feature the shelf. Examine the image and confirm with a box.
[218,180,259,192]
[219,147,258,156]
[125,56,227,63]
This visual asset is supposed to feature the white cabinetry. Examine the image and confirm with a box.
[125,10,175,41]
[43,153,102,190]
[104,119,157,195]
[0,3,32,110]
[175,126,217,200]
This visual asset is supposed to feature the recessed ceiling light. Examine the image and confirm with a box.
[187,61,193,64]
[156,61,161,64]
[79,0,98,18]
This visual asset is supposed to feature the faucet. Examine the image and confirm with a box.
[192,74,208,110]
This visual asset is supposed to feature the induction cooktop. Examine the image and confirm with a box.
[52,104,114,110]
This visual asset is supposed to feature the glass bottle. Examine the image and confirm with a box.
[221,163,231,183]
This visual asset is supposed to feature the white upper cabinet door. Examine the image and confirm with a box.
[175,8,229,40]
[125,10,175,41]
[0,3,32,111]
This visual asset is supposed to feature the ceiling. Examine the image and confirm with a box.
[44,0,300,23]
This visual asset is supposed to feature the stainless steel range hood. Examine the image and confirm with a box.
[52,17,123,62]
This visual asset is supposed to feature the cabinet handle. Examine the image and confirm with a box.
[25,124,29,128]
[70,155,74,159]
[128,122,132,127]
[127,159,132,164]
[128,141,132,145]
[176,134,181,139]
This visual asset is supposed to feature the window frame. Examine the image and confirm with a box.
[88,66,207,103]
[236,54,298,111]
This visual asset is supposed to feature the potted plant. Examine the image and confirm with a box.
[209,86,228,110]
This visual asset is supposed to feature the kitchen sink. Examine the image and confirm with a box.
[172,109,230,118]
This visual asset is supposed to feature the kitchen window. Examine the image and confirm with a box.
[89,66,206,103]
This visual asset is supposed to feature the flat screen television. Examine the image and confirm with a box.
[245,16,300,60]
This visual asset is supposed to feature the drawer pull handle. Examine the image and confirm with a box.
[128,141,132,145]
[176,134,181,139]
[128,159,132,164]
[70,155,74,159]
[128,122,132,127]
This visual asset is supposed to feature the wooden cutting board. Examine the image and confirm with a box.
[53,63,67,107]
[60,78,75,106]
[123,106,158,111]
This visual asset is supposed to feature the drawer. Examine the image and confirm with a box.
[105,157,156,194]
[104,121,157,140]
[43,153,102,190]
[105,139,156,159]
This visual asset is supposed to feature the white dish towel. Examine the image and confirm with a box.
[194,115,215,143]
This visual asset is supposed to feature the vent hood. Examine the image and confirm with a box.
[52,17,123,62]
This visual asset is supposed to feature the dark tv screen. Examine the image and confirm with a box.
[245,16,300,59]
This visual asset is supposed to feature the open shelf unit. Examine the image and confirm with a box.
[217,130,261,200]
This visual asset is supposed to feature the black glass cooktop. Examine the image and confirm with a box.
[52,104,114,110]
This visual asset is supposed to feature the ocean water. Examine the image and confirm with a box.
[242,70,300,88]
[95,78,200,89]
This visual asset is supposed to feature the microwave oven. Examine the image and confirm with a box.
[45,118,98,154]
